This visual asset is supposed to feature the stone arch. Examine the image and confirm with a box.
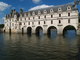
[27,27,32,35]
[47,26,57,36]
[63,25,76,35]
[35,26,43,36]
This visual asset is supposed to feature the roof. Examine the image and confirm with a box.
[25,3,78,16]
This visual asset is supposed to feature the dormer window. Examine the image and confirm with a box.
[38,11,41,15]
[43,10,47,14]
[32,11,35,16]
[50,9,54,13]
[67,6,71,10]
[58,7,62,11]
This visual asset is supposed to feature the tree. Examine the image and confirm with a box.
[0,24,4,28]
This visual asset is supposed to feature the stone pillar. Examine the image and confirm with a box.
[43,25,47,34]
[57,26,63,35]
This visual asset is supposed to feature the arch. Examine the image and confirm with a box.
[27,27,32,35]
[63,25,76,35]
[47,26,57,36]
[35,26,43,36]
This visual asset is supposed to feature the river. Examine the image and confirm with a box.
[0,31,80,60]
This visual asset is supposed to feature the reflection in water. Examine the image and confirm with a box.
[0,31,79,60]
[63,30,76,40]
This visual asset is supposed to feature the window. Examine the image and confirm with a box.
[28,22,30,25]
[44,21,46,24]
[32,22,34,25]
[59,20,61,24]
[20,18,22,21]
[25,18,26,20]
[38,21,40,25]
[51,20,53,24]
[68,19,70,23]
[33,17,34,19]
[44,15,46,18]
[19,22,22,25]
[38,16,40,19]
[24,23,25,25]
[51,15,53,18]
[59,14,61,17]
[68,13,70,16]
[28,17,30,20]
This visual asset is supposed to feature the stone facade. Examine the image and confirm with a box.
[4,4,79,35]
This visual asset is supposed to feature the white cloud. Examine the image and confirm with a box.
[32,0,41,4]
[0,2,11,11]
[29,4,53,11]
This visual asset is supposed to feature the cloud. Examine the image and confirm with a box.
[32,0,41,4]
[29,4,53,11]
[0,2,11,11]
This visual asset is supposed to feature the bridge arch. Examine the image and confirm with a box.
[35,26,43,36]
[47,26,57,36]
[27,27,32,35]
[63,25,76,35]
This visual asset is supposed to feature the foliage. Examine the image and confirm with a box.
[0,24,4,28]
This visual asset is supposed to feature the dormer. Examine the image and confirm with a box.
[67,6,71,10]
[58,7,62,12]
[32,11,35,16]
[50,8,54,13]
[43,10,47,14]
[38,10,41,15]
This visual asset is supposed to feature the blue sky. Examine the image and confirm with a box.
[0,0,80,24]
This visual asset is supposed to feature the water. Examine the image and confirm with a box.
[0,31,80,60]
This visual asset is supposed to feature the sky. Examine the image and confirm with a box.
[0,0,80,24]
